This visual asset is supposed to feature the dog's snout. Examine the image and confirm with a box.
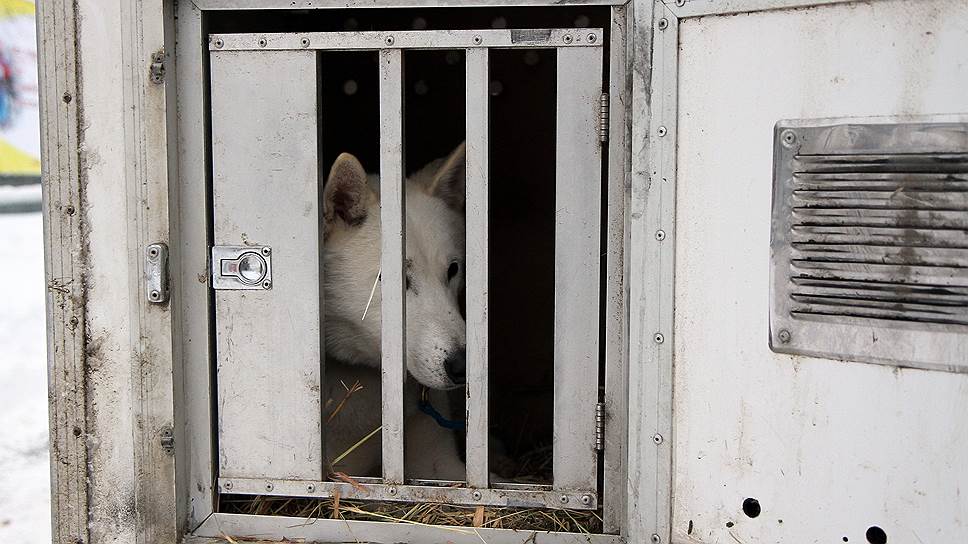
[444,349,466,385]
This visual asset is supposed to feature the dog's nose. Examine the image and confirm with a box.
[444,349,466,385]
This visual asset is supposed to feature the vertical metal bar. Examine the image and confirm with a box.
[464,47,489,489]
[379,48,406,484]
[603,4,632,534]
[553,46,603,492]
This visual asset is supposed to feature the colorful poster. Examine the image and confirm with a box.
[0,0,39,180]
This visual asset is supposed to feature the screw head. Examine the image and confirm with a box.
[148,247,159,258]
[580,494,592,505]
[385,35,395,45]
[265,482,274,492]
[307,483,316,493]
[778,329,792,344]
[213,38,224,49]
[559,494,570,504]
[676,0,686,6]
[65,205,75,215]
[587,33,597,43]
[149,290,161,301]
[781,129,797,148]
[652,433,664,445]
[388,486,398,496]
[563,34,573,44]
[262,279,272,289]
[654,332,664,344]
[657,126,668,137]
[473,35,483,45]
[651,534,662,544]
[657,18,669,31]
[472,490,483,501]
[300,37,310,47]
[223,481,232,490]
[258,38,267,48]
[655,230,666,241]
[261,246,271,256]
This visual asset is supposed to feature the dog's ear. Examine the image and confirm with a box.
[323,153,373,236]
[426,142,465,211]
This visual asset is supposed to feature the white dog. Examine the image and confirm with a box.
[320,144,470,480]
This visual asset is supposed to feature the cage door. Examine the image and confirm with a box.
[209,49,324,481]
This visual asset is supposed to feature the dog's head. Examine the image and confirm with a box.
[322,145,466,390]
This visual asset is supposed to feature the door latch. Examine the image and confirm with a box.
[145,243,169,303]
[212,245,273,290]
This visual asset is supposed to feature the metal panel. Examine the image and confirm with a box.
[627,0,674,542]
[771,120,968,371]
[464,47,490,489]
[211,50,323,480]
[379,48,407,484]
[552,46,603,493]
[674,1,968,542]
[603,3,632,534]
[211,29,604,51]
[196,0,626,9]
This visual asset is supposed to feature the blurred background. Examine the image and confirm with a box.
[0,0,51,541]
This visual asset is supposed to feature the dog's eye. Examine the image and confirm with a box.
[447,261,460,281]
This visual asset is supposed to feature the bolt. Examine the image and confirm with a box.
[559,494,569,504]
[652,433,664,445]
[307,483,316,493]
[262,279,272,290]
[258,38,267,48]
[472,490,483,501]
[657,18,669,31]
[657,126,668,137]
[651,534,662,544]
[261,246,271,256]
[223,481,232,490]
[655,230,666,241]
[385,35,395,46]
[300,37,310,47]
[214,38,224,49]
[388,486,397,496]
[778,329,792,344]
[473,35,482,45]
[149,290,161,301]
[587,33,597,43]
[580,494,592,505]
[781,130,797,148]
[563,34,574,44]
[65,205,75,215]
[265,482,274,492]
[654,333,664,344]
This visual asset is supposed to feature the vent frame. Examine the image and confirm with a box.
[770,117,968,373]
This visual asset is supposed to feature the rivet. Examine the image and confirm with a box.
[651,534,662,543]
[654,333,664,344]
[563,34,573,44]
[587,33,597,43]
[655,230,666,241]
[258,37,267,48]
[652,433,664,445]
[657,18,669,31]
[388,486,398,496]
[214,38,224,49]
[472,490,483,501]
[300,37,310,48]
[262,279,272,290]
[473,35,483,45]
[149,290,161,301]
[62,92,72,103]
[65,205,75,215]
[676,0,686,6]
[778,329,792,344]
[69,316,79,327]
[306,483,316,493]
[223,481,232,490]
[781,129,797,148]
[580,494,592,505]
[385,35,395,45]
[265,482,274,492]
[559,494,569,504]
[148,247,159,258]
[261,246,271,256]
[657,126,668,137]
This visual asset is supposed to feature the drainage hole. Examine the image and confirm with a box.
[742,497,761,518]
[866,526,887,544]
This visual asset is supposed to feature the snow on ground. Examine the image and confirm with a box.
[0,211,52,542]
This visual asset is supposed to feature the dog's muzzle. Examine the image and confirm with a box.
[444,348,466,386]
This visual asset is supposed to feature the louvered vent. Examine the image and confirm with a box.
[770,120,968,371]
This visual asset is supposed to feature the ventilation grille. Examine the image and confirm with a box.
[788,153,968,328]
[771,120,968,369]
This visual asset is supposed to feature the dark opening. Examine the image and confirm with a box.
[742,497,761,518]
[866,526,887,544]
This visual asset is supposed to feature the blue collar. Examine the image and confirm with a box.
[418,388,465,430]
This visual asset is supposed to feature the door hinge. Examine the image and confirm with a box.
[149,51,165,84]
[595,402,606,451]
[160,426,175,456]
[598,92,609,144]
[145,243,170,303]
